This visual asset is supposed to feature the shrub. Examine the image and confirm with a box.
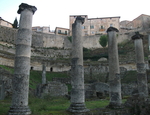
[99,35,108,48]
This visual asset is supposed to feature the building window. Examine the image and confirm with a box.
[110,24,113,27]
[65,31,67,35]
[82,26,86,29]
[84,31,88,35]
[100,25,104,29]
[90,25,94,29]
[58,30,61,34]
[91,31,95,34]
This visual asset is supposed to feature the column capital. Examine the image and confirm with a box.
[132,32,143,40]
[75,16,85,24]
[17,3,37,14]
[107,27,119,33]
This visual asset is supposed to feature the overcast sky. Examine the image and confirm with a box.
[0,0,150,30]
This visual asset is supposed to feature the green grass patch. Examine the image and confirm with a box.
[0,97,11,115]
[0,96,127,115]
[0,65,14,74]
[29,96,70,115]
[29,71,70,89]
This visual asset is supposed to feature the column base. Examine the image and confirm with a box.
[67,103,90,113]
[8,106,31,115]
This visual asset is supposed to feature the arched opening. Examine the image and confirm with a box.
[30,66,34,70]
[50,67,53,72]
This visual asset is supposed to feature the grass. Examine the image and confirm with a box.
[0,96,127,115]
[0,65,129,115]
[0,97,11,115]
[0,65,14,73]
[29,96,70,115]
[29,70,70,89]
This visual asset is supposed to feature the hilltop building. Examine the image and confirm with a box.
[32,26,51,33]
[0,17,12,28]
[55,27,70,36]
[120,14,150,33]
[69,15,120,36]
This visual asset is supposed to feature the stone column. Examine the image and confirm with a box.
[132,32,148,98]
[148,34,150,51]
[107,27,122,108]
[67,16,89,113]
[8,3,37,115]
[0,81,5,100]
[42,63,46,84]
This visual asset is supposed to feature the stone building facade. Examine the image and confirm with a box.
[0,17,12,28]
[69,15,120,36]
[120,14,150,33]
[54,27,70,36]
[32,26,51,33]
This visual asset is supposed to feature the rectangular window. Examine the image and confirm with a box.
[90,25,94,29]
[91,31,95,34]
[100,25,104,29]
[84,31,88,35]
[58,30,61,34]
[82,26,86,29]
[65,31,67,35]
[110,24,113,27]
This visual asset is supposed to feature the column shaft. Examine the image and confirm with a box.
[42,63,46,84]
[132,33,148,97]
[8,3,37,115]
[107,27,122,108]
[68,16,89,113]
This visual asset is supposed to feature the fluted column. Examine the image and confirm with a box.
[132,32,148,98]
[67,16,89,113]
[8,3,37,115]
[107,27,122,108]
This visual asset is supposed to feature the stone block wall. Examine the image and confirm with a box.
[0,25,132,50]
[0,67,12,98]
[35,81,68,97]
[0,26,17,44]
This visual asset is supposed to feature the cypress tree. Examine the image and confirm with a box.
[12,17,18,29]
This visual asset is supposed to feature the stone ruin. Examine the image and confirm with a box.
[8,3,37,115]
[67,16,89,112]
[0,67,12,99]
[0,80,5,100]
[35,81,68,98]
[0,2,149,115]
[107,27,122,108]
[85,82,109,99]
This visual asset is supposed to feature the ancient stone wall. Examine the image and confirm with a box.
[0,26,17,44]
[0,25,132,49]
[35,81,68,97]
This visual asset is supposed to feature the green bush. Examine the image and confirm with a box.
[99,35,108,48]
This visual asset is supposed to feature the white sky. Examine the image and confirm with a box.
[0,0,150,31]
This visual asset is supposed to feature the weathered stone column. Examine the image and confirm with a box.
[107,27,122,108]
[148,34,150,51]
[42,63,46,84]
[8,3,37,115]
[132,32,148,98]
[67,16,89,113]
[0,81,5,100]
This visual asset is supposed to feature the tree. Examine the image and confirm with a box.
[12,17,18,29]
[99,35,108,48]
